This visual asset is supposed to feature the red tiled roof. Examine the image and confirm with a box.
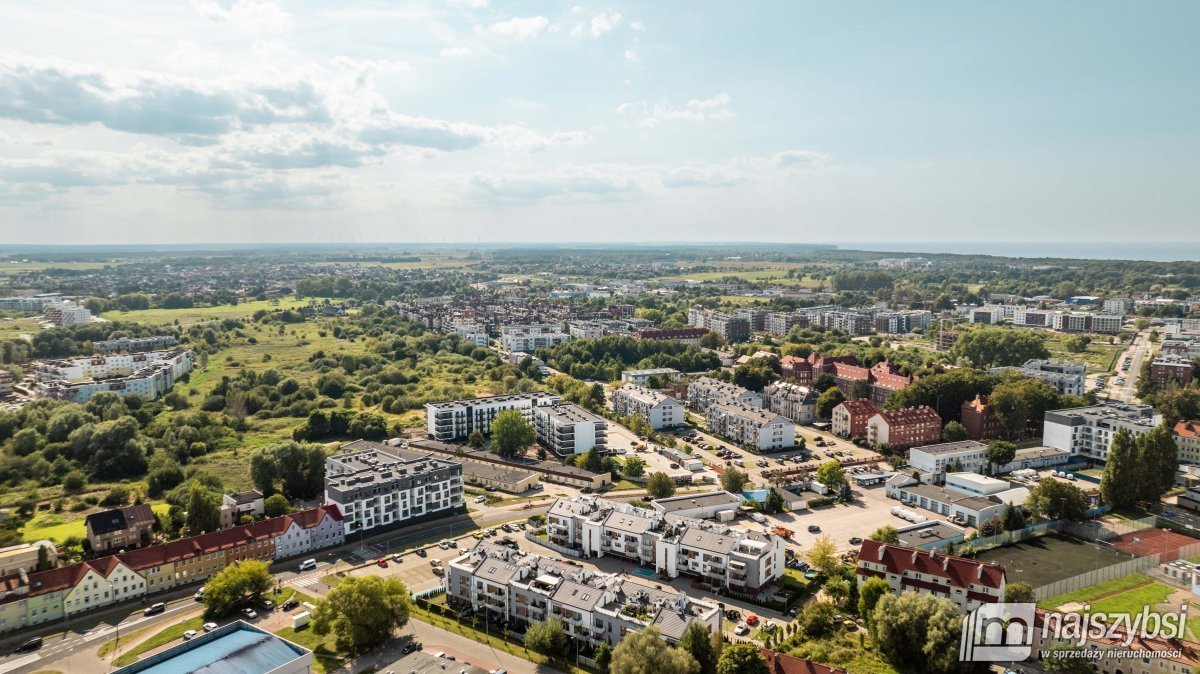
[876,405,941,426]
[830,362,869,381]
[836,399,879,416]
[1175,421,1200,440]
[872,371,913,391]
[857,540,1005,590]
[758,648,847,674]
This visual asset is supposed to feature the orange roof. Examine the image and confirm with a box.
[1175,421,1200,440]
[857,539,1005,590]
[759,649,847,674]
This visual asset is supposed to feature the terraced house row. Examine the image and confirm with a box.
[0,505,343,634]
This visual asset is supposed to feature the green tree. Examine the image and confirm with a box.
[719,467,749,494]
[815,387,845,419]
[646,472,676,499]
[950,327,1049,368]
[202,560,273,618]
[870,592,964,674]
[1100,428,1139,508]
[849,379,873,401]
[764,489,786,514]
[1001,503,1026,531]
[312,575,411,655]
[678,621,718,674]
[36,544,51,571]
[1042,643,1095,673]
[941,420,969,442]
[491,408,535,459]
[249,441,326,499]
[622,456,646,478]
[1004,581,1035,603]
[806,534,840,577]
[185,483,221,535]
[795,600,838,637]
[525,617,568,657]
[467,430,485,448]
[857,577,891,627]
[595,642,613,672]
[869,525,899,544]
[62,470,86,494]
[1138,422,1179,502]
[715,643,768,674]
[1026,479,1089,521]
[816,460,846,490]
[610,626,699,674]
[989,385,1031,439]
[985,440,1017,475]
[264,493,291,518]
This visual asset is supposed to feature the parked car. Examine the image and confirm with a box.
[183,630,198,641]
[402,641,422,654]
[474,495,487,503]
[299,559,317,571]
[849,537,863,545]
[203,622,218,632]
[144,602,165,616]
[415,548,428,557]
[194,588,205,602]
[393,553,404,562]
[734,622,749,635]
[11,637,42,654]
[281,599,300,611]
[242,608,258,619]
[377,558,389,568]
[724,609,741,621]
[808,525,821,533]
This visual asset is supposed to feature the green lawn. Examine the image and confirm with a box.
[1088,582,1175,615]
[274,625,347,674]
[101,297,309,325]
[0,315,40,339]
[1037,572,1153,609]
[22,503,170,543]
[112,616,205,667]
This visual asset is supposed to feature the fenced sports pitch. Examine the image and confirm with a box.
[973,534,1136,589]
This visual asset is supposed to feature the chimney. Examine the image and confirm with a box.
[943,555,950,571]
[977,563,985,579]
[911,550,918,566]
[877,544,886,562]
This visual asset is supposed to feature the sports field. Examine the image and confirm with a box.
[973,534,1136,588]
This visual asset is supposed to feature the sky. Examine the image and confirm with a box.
[0,1,1197,245]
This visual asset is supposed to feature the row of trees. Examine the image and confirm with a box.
[1100,424,1178,509]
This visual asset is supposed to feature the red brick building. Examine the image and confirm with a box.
[960,394,1005,441]
[781,353,914,405]
[831,399,880,438]
[866,405,942,449]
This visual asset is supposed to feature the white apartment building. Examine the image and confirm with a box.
[533,403,608,456]
[765,312,808,336]
[969,306,1005,324]
[1103,298,1136,315]
[619,368,681,386]
[907,440,988,481]
[500,324,572,352]
[990,359,1087,396]
[43,301,92,326]
[1050,312,1123,334]
[324,440,464,535]
[568,321,605,340]
[707,402,794,450]
[425,391,561,442]
[0,293,62,312]
[32,350,194,403]
[447,543,720,649]
[686,376,761,412]
[449,320,489,348]
[546,496,786,594]
[92,335,179,354]
[610,385,683,430]
[761,381,817,424]
[1042,403,1162,462]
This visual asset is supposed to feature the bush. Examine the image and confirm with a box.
[808,497,836,508]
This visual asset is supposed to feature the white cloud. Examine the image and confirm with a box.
[190,0,293,36]
[624,50,637,62]
[771,149,831,169]
[445,0,488,7]
[480,16,549,40]
[570,5,586,14]
[440,46,474,59]
[590,11,621,38]
[616,93,734,126]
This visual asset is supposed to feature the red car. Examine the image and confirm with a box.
[377,559,389,568]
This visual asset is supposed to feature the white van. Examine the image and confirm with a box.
[298,559,317,571]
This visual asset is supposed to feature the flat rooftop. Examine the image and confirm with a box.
[114,621,309,674]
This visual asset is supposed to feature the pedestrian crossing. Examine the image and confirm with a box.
[292,575,322,588]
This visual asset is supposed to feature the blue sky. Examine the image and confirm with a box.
[0,1,1196,244]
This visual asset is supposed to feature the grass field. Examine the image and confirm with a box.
[22,503,170,543]
[0,315,40,340]
[101,297,309,326]
[974,534,1136,589]
[1042,332,1125,373]
[1088,581,1174,614]
[1036,572,1152,609]
[655,267,824,288]
[274,625,346,674]
[0,261,116,274]
[112,616,206,667]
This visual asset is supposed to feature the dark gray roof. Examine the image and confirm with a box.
[86,504,155,536]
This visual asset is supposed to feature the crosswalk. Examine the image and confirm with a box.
[292,575,322,588]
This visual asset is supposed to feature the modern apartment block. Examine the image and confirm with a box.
[43,300,92,326]
[761,381,818,424]
[686,376,761,413]
[425,391,561,441]
[815,311,874,335]
[865,406,942,449]
[499,324,572,352]
[874,310,932,334]
[1103,298,1136,315]
[92,336,179,354]
[1042,404,1162,462]
[619,368,681,386]
[0,371,13,397]
[0,293,63,312]
[688,308,750,342]
[969,306,1005,324]
[633,327,710,346]
[990,359,1087,396]
[1050,312,1123,334]
[610,385,683,430]
[907,441,988,481]
[546,496,786,594]
[765,312,808,336]
[324,440,464,535]
[31,349,194,403]
[446,542,721,649]
[706,402,795,450]
[855,540,1005,614]
[831,399,880,438]
[533,403,608,456]
[568,321,605,340]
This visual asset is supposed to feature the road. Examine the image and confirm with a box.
[1104,330,1150,403]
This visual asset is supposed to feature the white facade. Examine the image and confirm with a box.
[619,368,681,386]
[907,441,988,479]
[610,385,683,430]
[425,391,561,441]
[706,402,794,450]
[500,324,572,351]
[32,350,194,403]
[686,376,761,412]
[324,441,464,535]
[63,560,146,616]
[43,300,92,326]
[1042,404,1161,462]
[991,359,1087,396]
[761,381,817,424]
[533,403,608,455]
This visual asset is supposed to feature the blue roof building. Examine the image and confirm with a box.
[114,621,312,674]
